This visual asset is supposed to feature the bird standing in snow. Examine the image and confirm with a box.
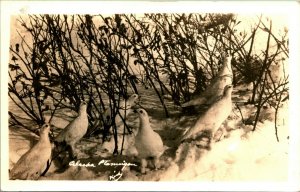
[182,55,233,108]
[103,94,139,135]
[134,108,164,174]
[10,124,52,180]
[180,85,233,143]
[55,101,88,159]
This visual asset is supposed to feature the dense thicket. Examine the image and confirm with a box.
[8,14,289,151]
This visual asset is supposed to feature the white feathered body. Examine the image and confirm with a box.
[182,56,232,107]
[55,104,88,146]
[181,86,233,142]
[10,124,52,180]
[135,110,164,159]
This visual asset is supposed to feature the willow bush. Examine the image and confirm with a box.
[8,13,288,148]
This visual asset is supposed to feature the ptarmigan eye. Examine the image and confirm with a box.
[139,110,143,114]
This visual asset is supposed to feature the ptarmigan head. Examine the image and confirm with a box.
[220,55,232,76]
[127,94,139,105]
[135,108,150,127]
[224,55,232,64]
[123,94,139,111]
[39,123,51,138]
[79,101,87,114]
[39,123,53,140]
[223,84,233,97]
[225,55,232,69]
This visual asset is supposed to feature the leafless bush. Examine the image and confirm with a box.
[8,13,289,148]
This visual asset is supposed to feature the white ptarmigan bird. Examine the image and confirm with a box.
[10,124,52,180]
[55,101,88,159]
[134,108,164,174]
[103,94,139,134]
[182,55,233,107]
[180,85,233,142]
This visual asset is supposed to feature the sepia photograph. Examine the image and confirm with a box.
[1,1,300,191]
